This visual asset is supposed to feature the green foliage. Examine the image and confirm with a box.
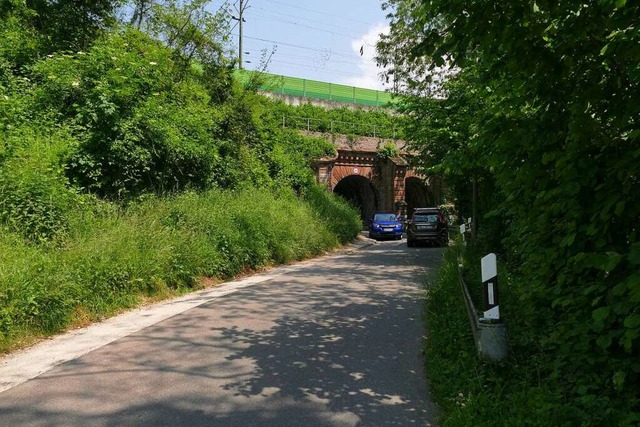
[303,185,361,244]
[0,0,122,66]
[24,0,123,53]
[0,7,41,70]
[0,187,360,352]
[376,142,399,159]
[0,0,364,356]
[129,0,234,102]
[271,101,405,139]
[21,26,338,199]
[0,128,81,242]
[0,60,29,137]
[263,130,335,193]
[380,0,640,421]
[7,3,222,191]
[424,246,640,426]
[25,28,232,198]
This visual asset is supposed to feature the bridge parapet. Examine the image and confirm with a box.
[301,131,409,155]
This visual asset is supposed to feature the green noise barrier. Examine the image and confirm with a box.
[235,70,396,108]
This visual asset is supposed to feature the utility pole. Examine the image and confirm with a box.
[232,0,248,69]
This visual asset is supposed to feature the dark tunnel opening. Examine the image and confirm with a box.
[404,177,434,218]
[333,175,379,222]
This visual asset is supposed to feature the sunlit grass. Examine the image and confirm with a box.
[0,186,360,354]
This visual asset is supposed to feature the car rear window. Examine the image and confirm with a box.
[374,214,397,221]
[413,214,438,222]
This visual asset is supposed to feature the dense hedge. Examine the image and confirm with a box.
[380,0,640,423]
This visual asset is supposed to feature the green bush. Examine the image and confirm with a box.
[0,129,80,242]
[381,1,640,420]
[28,29,230,198]
[0,187,360,353]
[0,7,365,356]
[425,247,589,426]
[271,101,405,139]
[424,244,640,426]
[304,185,361,244]
[0,10,41,70]
[377,142,400,159]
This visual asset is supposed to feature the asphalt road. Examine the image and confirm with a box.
[0,238,444,426]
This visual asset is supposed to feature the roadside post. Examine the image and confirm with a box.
[481,253,499,320]
[459,223,466,246]
[477,253,509,361]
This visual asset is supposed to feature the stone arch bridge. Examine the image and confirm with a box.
[309,133,443,221]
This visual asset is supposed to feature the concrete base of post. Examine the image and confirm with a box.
[476,319,509,362]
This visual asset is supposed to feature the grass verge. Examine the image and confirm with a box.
[0,186,360,354]
[423,246,594,427]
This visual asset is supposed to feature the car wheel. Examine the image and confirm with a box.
[407,239,414,247]
[396,235,402,240]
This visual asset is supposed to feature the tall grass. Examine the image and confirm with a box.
[0,186,360,353]
[424,246,590,426]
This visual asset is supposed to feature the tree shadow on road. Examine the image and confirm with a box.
[0,247,440,426]
[212,288,436,425]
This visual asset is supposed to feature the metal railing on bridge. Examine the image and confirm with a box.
[282,115,399,139]
[235,70,397,108]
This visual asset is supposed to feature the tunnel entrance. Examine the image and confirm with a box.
[333,175,378,222]
[405,177,434,217]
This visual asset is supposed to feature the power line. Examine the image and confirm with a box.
[229,0,387,88]
[250,14,354,39]
[234,35,383,76]
[260,0,375,27]
[249,6,360,34]
[269,51,363,66]
[231,34,357,59]
[238,53,386,87]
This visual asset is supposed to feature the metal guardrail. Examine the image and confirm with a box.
[282,115,399,139]
[456,253,509,362]
[458,261,480,341]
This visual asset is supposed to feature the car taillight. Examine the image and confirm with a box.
[438,213,447,225]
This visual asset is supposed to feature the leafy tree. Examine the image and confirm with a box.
[28,28,227,198]
[0,3,40,70]
[378,0,640,422]
[24,0,124,52]
[129,0,154,29]
[125,0,234,102]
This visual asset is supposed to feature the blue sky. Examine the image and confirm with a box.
[226,0,390,90]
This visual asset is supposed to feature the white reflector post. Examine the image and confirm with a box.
[481,253,499,320]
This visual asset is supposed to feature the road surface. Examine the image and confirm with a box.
[0,239,443,426]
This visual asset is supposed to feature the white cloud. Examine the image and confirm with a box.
[342,23,389,91]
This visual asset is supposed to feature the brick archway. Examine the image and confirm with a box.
[310,134,443,217]
[330,164,375,190]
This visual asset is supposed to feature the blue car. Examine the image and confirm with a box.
[369,213,403,240]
